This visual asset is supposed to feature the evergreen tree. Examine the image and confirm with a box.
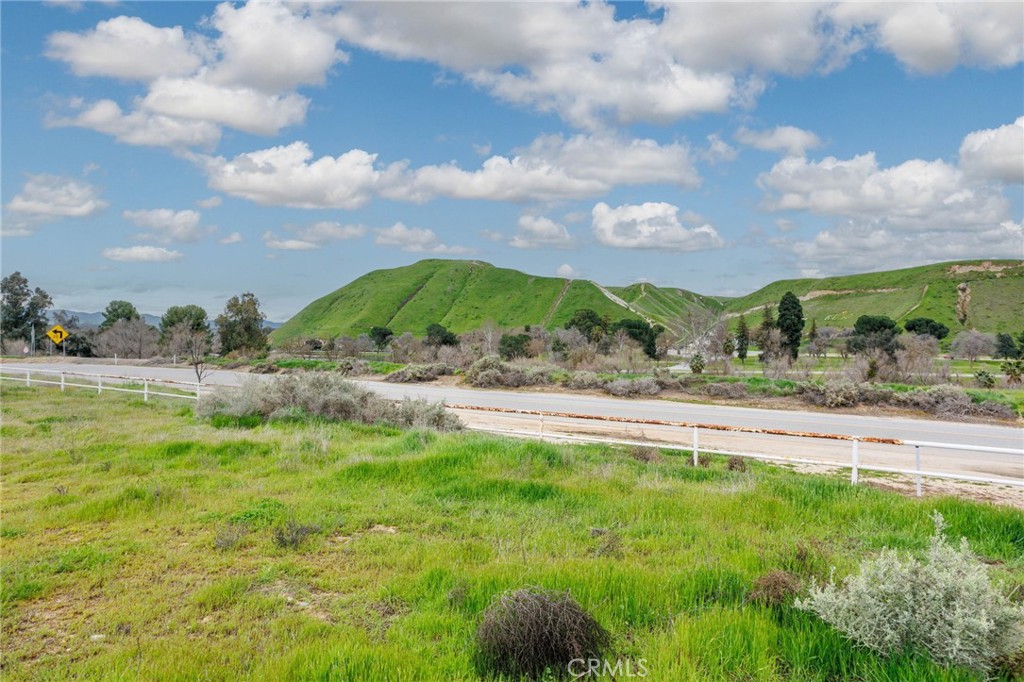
[100,300,140,331]
[808,318,818,342]
[0,271,52,347]
[216,293,267,354]
[995,332,1020,359]
[735,314,749,363]
[777,292,805,359]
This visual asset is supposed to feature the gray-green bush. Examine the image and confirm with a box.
[796,512,1024,672]
[196,374,462,431]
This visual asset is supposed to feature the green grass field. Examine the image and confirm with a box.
[2,385,1022,680]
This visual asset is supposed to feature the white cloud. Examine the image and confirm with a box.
[959,117,1024,184]
[197,196,222,209]
[218,231,243,245]
[758,153,1008,228]
[591,202,725,252]
[206,2,347,92]
[101,245,183,262]
[775,218,799,233]
[556,264,577,278]
[736,126,822,157]
[123,208,205,243]
[262,230,318,251]
[4,174,107,234]
[46,16,202,81]
[702,133,738,164]
[201,142,392,209]
[509,215,574,249]
[141,78,308,136]
[373,223,469,254]
[45,99,222,149]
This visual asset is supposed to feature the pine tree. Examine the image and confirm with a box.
[808,318,818,342]
[777,292,805,360]
[735,314,749,363]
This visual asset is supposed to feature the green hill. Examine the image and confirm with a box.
[273,258,1024,345]
[724,260,1024,333]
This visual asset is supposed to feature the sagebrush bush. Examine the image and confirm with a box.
[476,587,611,679]
[749,570,801,607]
[196,374,462,431]
[605,378,661,398]
[464,356,551,388]
[272,519,320,549]
[703,382,749,399]
[384,363,455,383]
[796,512,1024,672]
[565,371,606,390]
[335,357,371,376]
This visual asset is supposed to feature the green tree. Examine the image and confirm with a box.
[368,326,393,351]
[498,333,530,360]
[216,293,267,355]
[1,271,52,346]
[807,317,818,342]
[904,317,950,340]
[994,333,1019,359]
[565,309,607,343]
[777,291,805,359]
[849,315,901,358]
[160,304,210,342]
[755,304,775,362]
[100,300,140,331]
[425,323,458,347]
[609,318,663,359]
[734,314,749,363]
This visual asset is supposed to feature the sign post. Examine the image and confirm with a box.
[46,325,68,346]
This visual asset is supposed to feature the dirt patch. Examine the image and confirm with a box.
[947,261,1021,275]
[800,288,898,300]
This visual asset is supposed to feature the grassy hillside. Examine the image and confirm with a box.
[273,258,1024,345]
[3,385,1021,680]
[273,260,660,344]
[725,260,1024,332]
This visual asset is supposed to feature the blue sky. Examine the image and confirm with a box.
[2,1,1022,321]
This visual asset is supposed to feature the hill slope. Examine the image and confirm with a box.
[271,260,712,344]
[724,260,1024,333]
[273,258,1024,345]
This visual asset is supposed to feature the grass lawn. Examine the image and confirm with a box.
[1,385,1022,681]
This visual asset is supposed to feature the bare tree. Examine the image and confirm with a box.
[951,330,995,365]
[390,332,423,363]
[673,307,721,356]
[894,334,939,383]
[95,319,158,359]
[165,322,212,382]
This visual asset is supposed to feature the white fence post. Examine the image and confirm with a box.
[851,438,859,485]
[692,426,699,467]
[98,377,102,395]
[143,379,149,402]
[25,370,30,387]
[915,445,922,497]
[60,372,65,392]
[539,413,544,438]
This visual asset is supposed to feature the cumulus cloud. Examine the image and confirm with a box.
[736,125,822,157]
[123,208,205,243]
[4,173,107,235]
[261,231,317,251]
[201,142,392,209]
[959,117,1024,184]
[556,264,577,278]
[758,153,1008,228]
[45,99,221,149]
[509,215,574,249]
[373,223,469,254]
[218,231,242,245]
[46,16,202,81]
[101,245,183,262]
[591,202,725,251]
[702,133,738,164]
[197,196,222,209]
[263,221,367,250]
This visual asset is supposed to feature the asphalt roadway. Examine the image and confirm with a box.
[3,361,1022,484]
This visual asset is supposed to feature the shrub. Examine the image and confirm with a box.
[1003,359,1024,385]
[703,382,749,399]
[464,356,550,388]
[214,524,248,551]
[796,513,1024,672]
[630,446,662,463]
[249,362,279,374]
[384,363,454,383]
[749,570,801,608]
[565,371,606,390]
[196,374,462,431]
[689,353,705,374]
[476,587,611,679]
[726,456,747,472]
[605,378,661,398]
[272,520,320,549]
[974,370,996,389]
[335,357,370,376]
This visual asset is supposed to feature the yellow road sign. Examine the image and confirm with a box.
[47,325,68,345]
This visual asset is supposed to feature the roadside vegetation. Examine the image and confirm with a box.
[2,384,1022,680]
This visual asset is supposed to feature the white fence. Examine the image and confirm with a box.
[3,366,1021,496]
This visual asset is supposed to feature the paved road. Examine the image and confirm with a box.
[4,361,1022,482]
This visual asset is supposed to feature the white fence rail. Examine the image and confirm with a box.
[3,366,1021,496]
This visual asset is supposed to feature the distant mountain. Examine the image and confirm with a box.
[272,258,1024,345]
